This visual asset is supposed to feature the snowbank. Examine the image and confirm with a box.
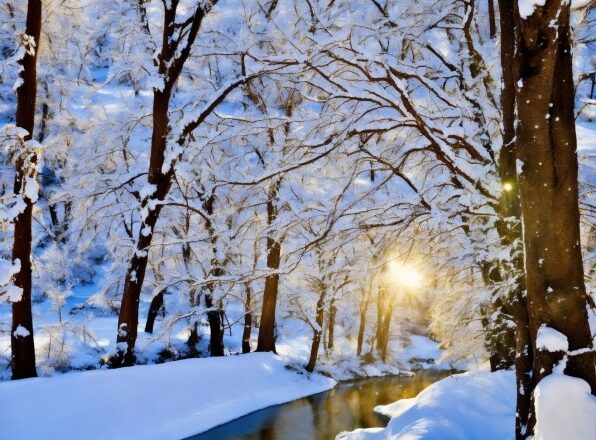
[337,370,515,440]
[534,372,596,440]
[0,352,335,440]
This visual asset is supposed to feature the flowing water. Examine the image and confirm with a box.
[188,369,452,440]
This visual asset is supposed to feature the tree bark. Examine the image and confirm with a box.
[378,304,394,363]
[327,297,336,352]
[113,1,217,365]
[305,283,327,373]
[497,2,534,436]
[356,306,367,357]
[201,192,225,357]
[256,180,282,353]
[144,288,165,334]
[11,0,42,380]
[114,90,172,366]
[488,0,496,39]
[512,0,596,433]
[242,284,253,354]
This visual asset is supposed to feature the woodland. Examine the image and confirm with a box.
[0,1,595,439]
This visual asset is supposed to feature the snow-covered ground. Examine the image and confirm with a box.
[337,370,516,440]
[0,352,335,440]
[337,367,596,440]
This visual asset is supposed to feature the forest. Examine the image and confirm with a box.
[0,1,594,439]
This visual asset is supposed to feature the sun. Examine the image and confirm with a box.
[386,261,423,289]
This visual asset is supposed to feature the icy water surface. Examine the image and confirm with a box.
[188,369,451,440]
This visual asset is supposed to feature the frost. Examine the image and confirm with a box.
[536,325,568,352]
[13,325,30,338]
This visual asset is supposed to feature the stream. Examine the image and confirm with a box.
[188,369,452,440]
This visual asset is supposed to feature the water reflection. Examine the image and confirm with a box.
[188,370,451,440]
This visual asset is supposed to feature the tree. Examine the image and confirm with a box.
[509,1,596,436]
[10,0,42,380]
[112,0,252,365]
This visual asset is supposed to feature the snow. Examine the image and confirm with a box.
[536,325,569,352]
[0,352,335,440]
[13,325,30,338]
[518,0,546,19]
[3,284,23,302]
[337,370,515,440]
[0,258,19,285]
[534,373,596,440]
[24,176,39,203]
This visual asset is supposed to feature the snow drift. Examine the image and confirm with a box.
[337,370,515,440]
[0,353,335,440]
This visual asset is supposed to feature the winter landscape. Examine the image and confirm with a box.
[0,0,595,439]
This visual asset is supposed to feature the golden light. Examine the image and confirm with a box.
[386,261,423,289]
[503,182,513,192]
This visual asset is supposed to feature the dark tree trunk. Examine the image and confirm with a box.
[11,0,42,381]
[205,293,225,357]
[356,307,367,357]
[114,90,172,366]
[200,192,226,357]
[144,289,165,334]
[378,304,394,363]
[256,180,281,353]
[112,0,216,365]
[488,0,496,38]
[512,1,596,434]
[327,298,336,352]
[242,284,252,354]
[497,2,534,436]
[305,284,327,373]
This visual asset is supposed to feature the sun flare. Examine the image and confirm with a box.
[386,261,423,289]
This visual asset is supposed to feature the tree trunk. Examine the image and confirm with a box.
[11,0,42,380]
[327,298,336,352]
[256,180,281,353]
[487,0,496,38]
[144,289,165,334]
[205,293,225,357]
[242,284,253,354]
[306,284,327,373]
[114,89,172,367]
[512,1,596,434]
[378,304,394,363]
[356,307,367,357]
[498,2,534,436]
[201,192,226,357]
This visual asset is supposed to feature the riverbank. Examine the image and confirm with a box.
[0,352,335,440]
[337,370,516,440]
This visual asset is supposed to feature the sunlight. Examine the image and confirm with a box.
[503,182,514,192]
[386,261,424,289]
